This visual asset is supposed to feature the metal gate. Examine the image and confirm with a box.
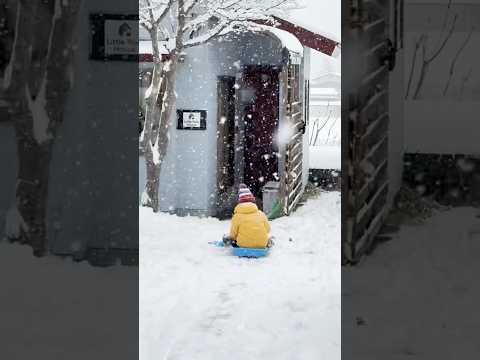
[343,0,395,263]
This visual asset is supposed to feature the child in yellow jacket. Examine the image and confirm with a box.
[224,184,272,249]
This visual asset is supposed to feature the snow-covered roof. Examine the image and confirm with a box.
[259,16,339,57]
[285,3,341,44]
[139,40,169,55]
[312,72,341,84]
[283,16,340,45]
[262,26,304,55]
[311,88,339,96]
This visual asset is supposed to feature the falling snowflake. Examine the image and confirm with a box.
[457,158,475,173]
[71,241,82,252]
[416,185,426,195]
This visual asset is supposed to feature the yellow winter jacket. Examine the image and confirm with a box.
[229,202,270,248]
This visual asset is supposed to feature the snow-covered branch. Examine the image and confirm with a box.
[140,0,176,29]
[141,0,300,52]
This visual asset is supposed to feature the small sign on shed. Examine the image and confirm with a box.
[177,110,207,130]
[90,13,139,61]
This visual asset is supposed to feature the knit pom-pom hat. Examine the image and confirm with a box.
[238,183,255,203]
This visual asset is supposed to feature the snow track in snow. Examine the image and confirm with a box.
[140,191,341,360]
[343,207,480,359]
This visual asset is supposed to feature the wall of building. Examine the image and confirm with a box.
[388,49,405,206]
[152,32,287,216]
[47,0,139,255]
[0,0,139,256]
[0,125,17,236]
[302,47,311,188]
[404,2,480,155]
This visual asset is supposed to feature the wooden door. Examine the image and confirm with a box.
[242,66,280,198]
[216,76,236,218]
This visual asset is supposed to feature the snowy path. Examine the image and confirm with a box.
[0,243,137,359]
[343,207,480,359]
[140,192,341,360]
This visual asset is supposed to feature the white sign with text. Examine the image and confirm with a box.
[104,20,138,56]
[182,112,202,128]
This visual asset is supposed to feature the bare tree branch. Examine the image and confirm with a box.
[183,21,230,48]
[435,0,453,48]
[184,0,200,14]
[326,115,337,144]
[426,14,457,63]
[459,67,472,99]
[412,14,457,99]
[443,26,473,96]
[145,0,157,26]
[157,0,177,24]
[405,34,424,99]
[265,0,290,12]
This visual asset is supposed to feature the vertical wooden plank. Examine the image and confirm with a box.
[343,0,392,262]
[279,67,289,215]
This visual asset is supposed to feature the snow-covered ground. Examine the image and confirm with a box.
[0,242,138,359]
[343,207,480,359]
[140,191,341,360]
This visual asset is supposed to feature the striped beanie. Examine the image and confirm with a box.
[238,183,255,203]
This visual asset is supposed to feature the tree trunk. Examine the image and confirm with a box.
[156,60,179,171]
[142,59,178,212]
[141,59,165,212]
[11,113,53,256]
[3,1,82,256]
[141,0,184,212]
[143,146,161,212]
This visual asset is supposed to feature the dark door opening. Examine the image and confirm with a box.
[216,76,236,218]
[242,66,280,201]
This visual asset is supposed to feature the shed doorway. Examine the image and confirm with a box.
[216,76,237,218]
[242,65,280,202]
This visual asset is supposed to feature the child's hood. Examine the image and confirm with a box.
[234,202,259,214]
